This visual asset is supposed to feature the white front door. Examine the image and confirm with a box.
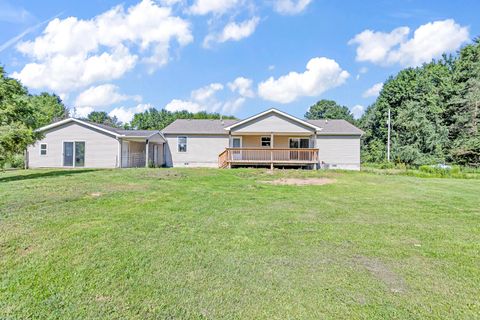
[232,137,242,160]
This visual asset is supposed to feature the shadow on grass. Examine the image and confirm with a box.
[0,169,98,183]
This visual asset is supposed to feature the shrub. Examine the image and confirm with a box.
[9,154,25,168]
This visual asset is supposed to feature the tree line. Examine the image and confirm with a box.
[0,66,69,168]
[359,38,480,167]
[304,39,480,167]
[1,38,479,168]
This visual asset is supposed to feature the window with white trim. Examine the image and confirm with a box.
[40,143,47,155]
[261,136,271,147]
[178,136,187,152]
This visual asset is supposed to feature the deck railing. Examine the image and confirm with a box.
[218,148,319,168]
[218,149,229,168]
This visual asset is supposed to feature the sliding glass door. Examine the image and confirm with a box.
[289,138,310,160]
[63,142,74,166]
[75,142,85,167]
[63,141,85,167]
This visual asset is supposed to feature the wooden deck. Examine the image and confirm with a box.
[218,148,319,169]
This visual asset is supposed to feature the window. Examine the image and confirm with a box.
[178,136,187,152]
[261,136,271,147]
[289,138,310,148]
[232,137,242,148]
[40,144,47,155]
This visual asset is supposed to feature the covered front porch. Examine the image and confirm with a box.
[119,132,165,168]
[218,133,319,169]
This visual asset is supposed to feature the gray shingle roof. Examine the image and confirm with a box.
[307,119,364,135]
[162,118,363,135]
[82,120,160,137]
[162,119,238,134]
[116,129,160,137]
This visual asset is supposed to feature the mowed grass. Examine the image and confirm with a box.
[0,168,479,319]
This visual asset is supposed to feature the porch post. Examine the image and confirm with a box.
[270,132,274,170]
[313,132,318,170]
[117,138,122,168]
[145,139,149,168]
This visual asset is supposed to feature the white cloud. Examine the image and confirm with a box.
[75,84,141,107]
[188,0,240,15]
[228,77,254,97]
[203,17,259,47]
[349,19,469,67]
[268,65,275,71]
[165,82,223,112]
[13,0,193,93]
[160,0,184,6]
[222,97,245,113]
[14,46,137,93]
[165,99,205,112]
[258,57,349,104]
[72,106,94,118]
[351,105,365,119]
[191,83,224,102]
[356,66,368,80]
[362,82,383,98]
[273,0,312,15]
[109,103,152,123]
[349,26,409,65]
[165,77,252,113]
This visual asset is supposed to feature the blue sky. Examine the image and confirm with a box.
[1,0,479,123]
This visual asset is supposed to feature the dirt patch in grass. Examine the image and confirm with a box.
[261,178,336,186]
[15,243,36,257]
[94,295,111,303]
[354,256,407,294]
[140,170,186,180]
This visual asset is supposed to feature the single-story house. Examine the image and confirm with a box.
[27,108,364,170]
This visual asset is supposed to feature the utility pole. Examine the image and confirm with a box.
[387,108,391,162]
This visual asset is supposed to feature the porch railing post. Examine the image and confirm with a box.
[270,133,274,170]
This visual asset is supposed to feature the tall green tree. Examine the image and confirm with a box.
[359,38,480,166]
[86,111,121,128]
[304,99,355,123]
[0,66,39,168]
[447,38,480,165]
[130,108,236,130]
[29,92,69,128]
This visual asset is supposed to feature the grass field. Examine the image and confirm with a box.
[1,168,479,319]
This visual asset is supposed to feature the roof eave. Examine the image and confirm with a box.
[224,108,321,131]
[35,118,121,137]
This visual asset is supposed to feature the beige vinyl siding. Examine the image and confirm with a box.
[240,135,310,148]
[28,122,119,168]
[317,135,361,170]
[164,134,229,167]
[231,113,314,134]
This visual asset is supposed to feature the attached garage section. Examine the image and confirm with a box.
[316,135,361,170]
[28,122,119,168]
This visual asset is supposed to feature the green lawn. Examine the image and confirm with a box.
[1,168,479,319]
